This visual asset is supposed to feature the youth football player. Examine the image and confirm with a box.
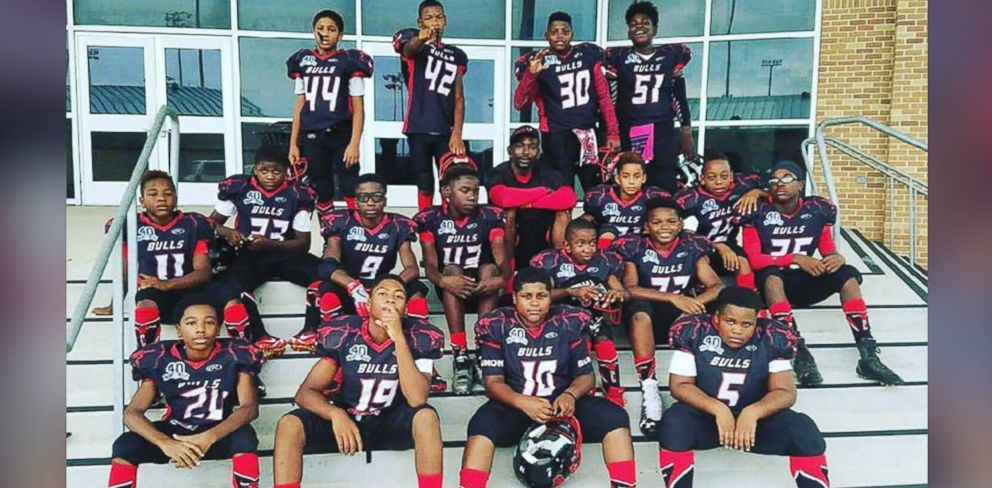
[514,11,620,192]
[487,125,577,274]
[271,275,445,488]
[582,151,671,250]
[676,153,766,289]
[415,164,507,394]
[658,286,830,488]
[741,161,903,387]
[287,9,374,215]
[530,218,628,406]
[459,268,637,488]
[393,0,468,210]
[209,145,323,356]
[613,196,723,436]
[605,1,694,193]
[107,297,262,488]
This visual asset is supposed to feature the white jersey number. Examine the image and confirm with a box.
[632,73,665,105]
[425,57,457,96]
[521,360,557,397]
[558,70,591,109]
[304,76,342,113]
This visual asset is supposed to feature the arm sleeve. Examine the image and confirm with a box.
[348,77,365,96]
[529,186,577,211]
[514,70,539,110]
[476,315,506,377]
[671,76,692,126]
[292,210,312,233]
[669,350,697,376]
[593,61,620,139]
[392,28,418,56]
[398,217,418,243]
[742,225,792,270]
[214,200,236,217]
[488,184,547,208]
[294,77,305,95]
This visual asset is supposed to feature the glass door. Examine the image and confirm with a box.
[362,42,506,207]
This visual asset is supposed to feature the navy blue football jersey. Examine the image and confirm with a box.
[676,174,760,244]
[583,184,670,237]
[613,233,713,294]
[740,197,836,260]
[216,175,316,242]
[605,44,692,126]
[529,248,622,295]
[321,211,418,286]
[668,314,796,411]
[515,43,614,134]
[393,29,468,135]
[316,315,444,416]
[130,339,262,430]
[286,48,374,131]
[123,212,213,281]
[476,305,593,398]
[413,205,505,270]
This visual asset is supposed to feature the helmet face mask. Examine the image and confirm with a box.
[512,417,583,488]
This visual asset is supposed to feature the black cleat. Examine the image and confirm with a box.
[793,341,824,387]
[856,338,904,385]
[452,352,473,395]
[255,377,268,398]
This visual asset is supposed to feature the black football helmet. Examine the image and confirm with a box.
[597,146,623,184]
[208,237,238,276]
[676,153,704,189]
[512,416,583,488]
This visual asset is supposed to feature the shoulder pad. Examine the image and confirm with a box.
[393,214,418,241]
[683,233,714,255]
[552,304,593,338]
[404,318,445,360]
[321,209,352,238]
[285,49,309,79]
[475,307,515,346]
[217,174,251,202]
[806,196,837,224]
[668,314,709,351]
[129,342,171,382]
[315,317,362,361]
[224,339,263,375]
[392,28,418,54]
[759,318,798,361]
[345,49,374,77]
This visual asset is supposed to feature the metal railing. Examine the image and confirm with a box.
[802,116,927,269]
[66,106,180,432]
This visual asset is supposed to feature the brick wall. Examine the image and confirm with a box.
[814,0,928,268]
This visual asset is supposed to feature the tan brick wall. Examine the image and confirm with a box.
[814,0,928,268]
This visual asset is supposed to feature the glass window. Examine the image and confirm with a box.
[466,140,495,185]
[512,0,596,41]
[465,60,495,124]
[681,42,703,122]
[179,134,226,182]
[511,48,537,123]
[706,38,813,120]
[241,122,293,173]
[239,38,355,118]
[373,56,406,123]
[710,0,815,35]
[74,0,230,28]
[87,46,145,115]
[166,48,223,117]
[91,132,146,181]
[362,0,504,39]
[239,0,355,33]
[608,0,704,40]
[67,119,75,198]
[66,36,71,112]
[704,126,808,174]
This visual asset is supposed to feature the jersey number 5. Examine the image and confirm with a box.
[769,237,814,256]
[426,57,457,96]
[558,71,591,109]
[717,372,747,407]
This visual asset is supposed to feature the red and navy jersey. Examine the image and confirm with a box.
[130,339,262,430]
[317,315,443,416]
[321,211,417,286]
[120,212,213,280]
[413,205,505,270]
[216,175,316,242]
[675,174,760,244]
[514,43,613,134]
[476,305,593,399]
[605,44,692,126]
[530,248,622,293]
[393,29,468,135]
[669,314,796,411]
[583,184,670,237]
[740,197,836,259]
[286,48,374,131]
[613,233,713,294]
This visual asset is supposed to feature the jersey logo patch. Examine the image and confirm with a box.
[763,211,784,226]
[558,263,576,279]
[543,55,561,66]
[275,196,287,203]
[467,222,478,229]
[438,220,457,235]
[801,213,813,220]
[699,335,725,355]
[243,191,265,206]
[162,362,190,381]
[300,55,317,67]
[644,249,660,264]
[676,251,688,258]
[347,226,367,242]
[701,199,719,214]
[745,344,758,352]
[507,328,528,346]
[346,344,371,362]
[544,332,558,339]
[137,226,158,242]
[587,266,599,273]
[206,364,223,372]
[602,202,621,217]
[625,52,640,64]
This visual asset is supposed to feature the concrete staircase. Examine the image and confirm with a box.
[66,206,927,487]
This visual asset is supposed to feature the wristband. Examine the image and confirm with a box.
[563,391,578,401]
[318,257,340,279]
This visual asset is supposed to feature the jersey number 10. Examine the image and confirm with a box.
[304,76,342,113]
[521,360,557,397]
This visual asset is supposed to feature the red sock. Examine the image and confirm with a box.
[659,449,694,488]
[224,303,250,340]
[598,236,615,251]
[232,452,259,488]
[134,306,161,348]
[735,272,756,290]
[344,196,356,210]
[316,201,334,218]
[790,454,830,487]
[842,298,872,341]
[634,355,657,383]
[768,300,797,329]
[407,296,429,318]
[273,484,300,488]
[459,468,489,488]
[320,292,343,322]
[450,331,467,351]
[606,460,636,487]
[108,460,137,488]
[418,473,443,488]
[594,340,620,388]
[418,193,434,211]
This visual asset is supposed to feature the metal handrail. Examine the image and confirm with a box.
[802,116,927,268]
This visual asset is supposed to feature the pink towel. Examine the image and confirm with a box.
[629,123,655,162]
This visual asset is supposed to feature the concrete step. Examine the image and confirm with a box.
[65,433,927,487]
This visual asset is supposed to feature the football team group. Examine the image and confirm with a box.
[98,2,904,487]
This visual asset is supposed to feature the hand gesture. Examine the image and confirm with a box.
[245,235,271,251]
[552,393,576,417]
[343,142,360,167]
[670,294,706,315]
[374,303,404,341]
[528,49,549,75]
[714,404,736,448]
[570,286,602,306]
[330,409,364,455]
[474,275,504,296]
[733,189,764,216]
[793,254,826,277]
[172,432,216,459]
[714,243,741,272]
[820,254,845,274]
[518,396,554,423]
[733,407,759,452]
[289,145,300,164]
[418,26,437,43]
[599,289,626,307]
[347,280,371,315]
[138,274,166,291]
[225,229,247,249]
[159,438,203,469]
[441,275,477,299]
